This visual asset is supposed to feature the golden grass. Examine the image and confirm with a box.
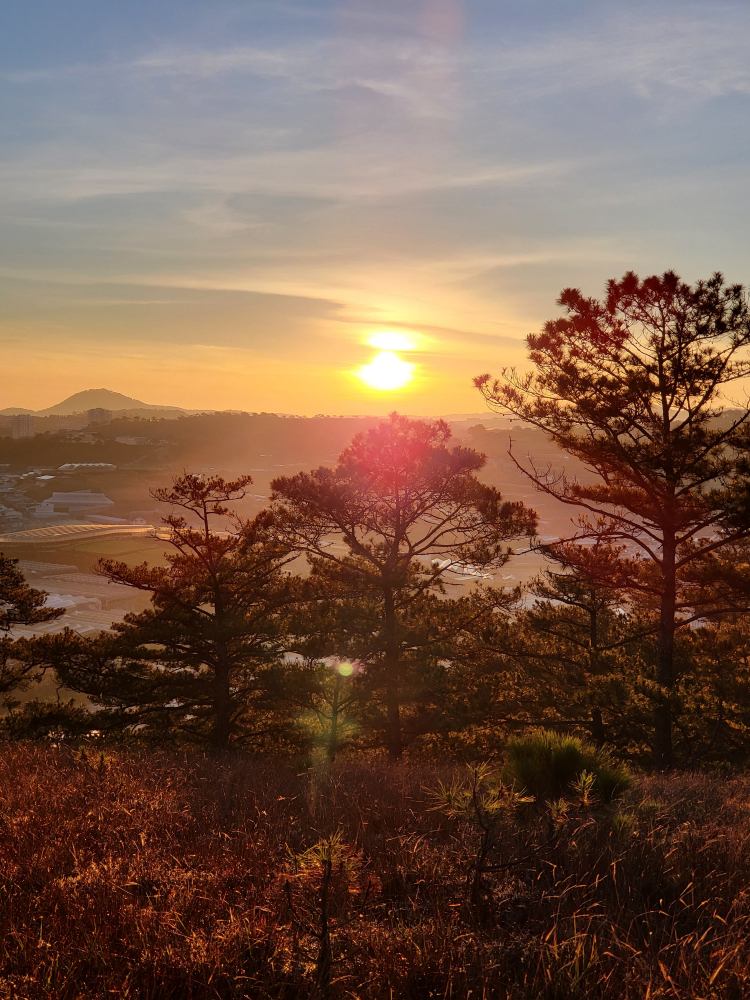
[1,747,749,998]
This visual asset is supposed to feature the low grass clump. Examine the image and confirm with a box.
[0,745,749,998]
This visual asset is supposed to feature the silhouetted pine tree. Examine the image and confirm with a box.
[271,413,536,759]
[477,270,750,767]
[58,474,297,749]
[0,554,63,697]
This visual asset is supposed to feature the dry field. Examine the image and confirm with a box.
[1,746,749,999]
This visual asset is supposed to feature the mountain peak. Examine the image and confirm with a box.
[34,389,185,416]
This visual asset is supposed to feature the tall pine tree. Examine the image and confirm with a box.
[477,270,750,766]
[59,475,297,749]
[271,413,536,759]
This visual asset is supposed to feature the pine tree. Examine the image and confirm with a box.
[680,614,750,764]
[0,554,63,636]
[477,270,750,766]
[0,554,64,697]
[271,413,536,759]
[58,474,297,749]
[517,542,651,751]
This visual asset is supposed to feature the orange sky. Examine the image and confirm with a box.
[0,278,535,414]
[4,0,750,414]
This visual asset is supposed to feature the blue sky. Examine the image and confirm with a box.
[3,1,750,412]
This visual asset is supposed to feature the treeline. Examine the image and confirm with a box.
[106,411,379,455]
[0,436,155,472]
[102,411,382,471]
[0,412,381,473]
[3,269,750,769]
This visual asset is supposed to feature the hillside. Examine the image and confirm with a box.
[0,389,192,417]
[1,749,747,999]
[36,389,187,417]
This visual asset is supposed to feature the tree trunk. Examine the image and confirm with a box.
[383,588,402,760]
[588,607,605,747]
[327,677,340,763]
[591,708,605,748]
[655,536,677,769]
[214,651,231,751]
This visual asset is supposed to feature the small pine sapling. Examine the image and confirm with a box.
[280,831,379,998]
[429,763,533,917]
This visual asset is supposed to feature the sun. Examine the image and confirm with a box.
[357,351,415,391]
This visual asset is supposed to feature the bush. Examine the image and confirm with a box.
[0,698,95,741]
[503,729,632,803]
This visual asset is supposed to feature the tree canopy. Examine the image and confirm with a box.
[0,554,64,700]
[272,413,537,758]
[59,474,297,749]
[476,270,750,765]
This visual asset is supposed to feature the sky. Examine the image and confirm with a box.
[3,0,750,415]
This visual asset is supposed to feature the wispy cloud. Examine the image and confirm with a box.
[472,8,750,105]
[2,1,750,411]
[10,5,748,101]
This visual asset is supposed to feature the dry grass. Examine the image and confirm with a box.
[1,746,749,998]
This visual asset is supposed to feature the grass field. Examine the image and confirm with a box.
[73,538,169,562]
[0,537,170,573]
[1,747,749,999]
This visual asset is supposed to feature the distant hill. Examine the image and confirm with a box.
[36,389,189,417]
[0,389,194,418]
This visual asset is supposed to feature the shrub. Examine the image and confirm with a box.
[0,698,95,741]
[503,729,632,803]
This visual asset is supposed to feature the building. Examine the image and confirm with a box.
[34,490,115,519]
[58,463,116,472]
[86,408,112,425]
[11,415,35,439]
[115,435,151,446]
[0,504,23,527]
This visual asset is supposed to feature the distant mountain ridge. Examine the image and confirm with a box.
[0,389,190,417]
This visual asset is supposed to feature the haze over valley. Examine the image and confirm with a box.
[1,387,580,659]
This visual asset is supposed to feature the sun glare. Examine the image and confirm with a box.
[367,331,416,351]
[357,351,415,391]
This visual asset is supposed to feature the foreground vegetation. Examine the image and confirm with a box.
[1,745,749,999]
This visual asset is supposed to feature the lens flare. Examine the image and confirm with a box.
[357,351,414,391]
